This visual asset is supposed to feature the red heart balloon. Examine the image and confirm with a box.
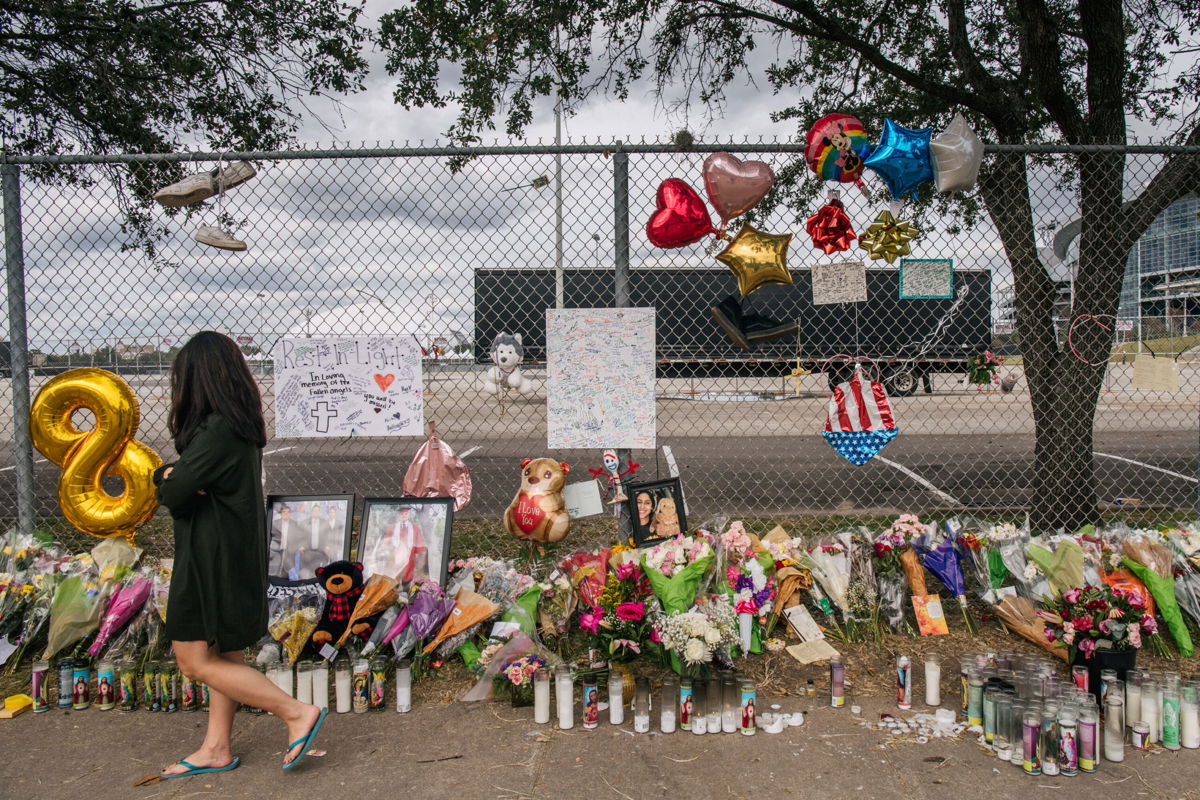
[646,178,715,248]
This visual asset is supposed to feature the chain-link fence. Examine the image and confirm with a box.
[1,142,1197,559]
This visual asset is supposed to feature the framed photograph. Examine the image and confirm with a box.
[267,494,354,584]
[626,478,687,548]
[358,497,454,586]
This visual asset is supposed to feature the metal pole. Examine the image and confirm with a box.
[553,28,564,311]
[613,143,629,308]
[3,163,35,535]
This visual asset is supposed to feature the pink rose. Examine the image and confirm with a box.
[1128,592,1146,610]
[1063,631,1076,646]
[1043,627,1057,643]
[1062,588,1082,605]
[1078,638,1096,657]
[615,602,645,622]
[650,627,662,643]
[1141,615,1158,634]
[1128,624,1143,649]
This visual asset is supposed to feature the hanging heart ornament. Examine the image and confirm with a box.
[646,178,715,248]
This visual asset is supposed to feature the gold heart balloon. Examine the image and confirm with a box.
[715,222,793,298]
[858,210,919,264]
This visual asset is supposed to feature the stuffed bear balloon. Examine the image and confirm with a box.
[503,457,571,544]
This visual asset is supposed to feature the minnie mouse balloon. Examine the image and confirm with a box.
[930,113,983,192]
[805,113,871,186]
[702,152,775,231]
[646,178,715,248]
[862,119,934,201]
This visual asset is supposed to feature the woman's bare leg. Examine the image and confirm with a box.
[164,641,320,772]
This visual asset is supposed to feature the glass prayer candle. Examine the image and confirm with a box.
[295,661,314,705]
[993,695,1013,760]
[1058,709,1078,776]
[739,681,757,736]
[633,678,650,733]
[959,656,972,714]
[1126,672,1143,729]
[679,678,693,730]
[57,659,74,708]
[691,680,708,735]
[71,659,91,710]
[1071,665,1088,693]
[581,676,599,730]
[608,669,624,726]
[967,669,984,727]
[660,678,677,733]
[722,677,738,734]
[369,655,387,712]
[31,660,49,713]
[334,657,351,713]
[1162,686,1181,750]
[532,667,549,723]
[1077,705,1098,773]
[1099,669,1117,704]
[897,656,912,711]
[983,686,998,745]
[351,658,369,714]
[117,659,136,712]
[924,654,941,707]
[142,660,159,711]
[1132,721,1151,751]
[1104,695,1125,762]
[1008,699,1026,766]
[313,661,329,710]
[706,682,722,734]
[1140,679,1158,744]
[1181,683,1200,749]
[830,656,845,708]
[1022,709,1041,775]
[555,667,574,730]
[1040,704,1060,776]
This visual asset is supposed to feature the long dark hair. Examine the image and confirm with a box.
[169,331,266,452]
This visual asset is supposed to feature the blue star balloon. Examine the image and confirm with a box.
[822,428,900,465]
[862,119,934,201]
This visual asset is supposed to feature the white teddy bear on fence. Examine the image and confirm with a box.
[482,332,535,395]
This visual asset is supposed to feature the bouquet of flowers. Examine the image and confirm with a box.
[536,573,577,639]
[88,573,152,658]
[966,349,1004,385]
[579,555,662,663]
[954,519,1018,603]
[803,538,851,620]
[558,549,611,608]
[874,514,928,597]
[1122,535,1193,657]
[461,631,560,703]
[496,651,547,705]
[1039,584,1157,660]
[718,522,776,654]
[919,528,977,633]
[657,596,738,673]
[1026,536,1085,598]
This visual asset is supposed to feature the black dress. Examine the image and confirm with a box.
[154,414,267,651]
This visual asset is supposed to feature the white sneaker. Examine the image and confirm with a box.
[194,226,247,251]
[154,161,257,207]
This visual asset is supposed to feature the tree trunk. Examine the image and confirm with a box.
[978,147,1132,532]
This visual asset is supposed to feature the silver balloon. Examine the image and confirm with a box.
[931,113,983,192]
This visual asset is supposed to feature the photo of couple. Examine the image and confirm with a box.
[627,478,687,547]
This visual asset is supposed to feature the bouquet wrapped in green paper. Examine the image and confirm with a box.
[1123,536,1193,657]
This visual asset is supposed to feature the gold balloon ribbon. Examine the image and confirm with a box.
[858,210,919,264]
[29,368,162,543]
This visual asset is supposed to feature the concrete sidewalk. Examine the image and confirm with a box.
[1,694,1195,800]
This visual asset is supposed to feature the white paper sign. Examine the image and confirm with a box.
[812,260,868,305]
[562,480,605,518]
[899,258,954,299]
[272,337,423,438]
[784,604,825,642]
[546,308,656,449]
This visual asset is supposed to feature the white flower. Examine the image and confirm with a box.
[683,639,709,665]
[1023,563,1038,580]
[704,628,722,644]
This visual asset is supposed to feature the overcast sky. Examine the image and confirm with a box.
[9,5,1189,355]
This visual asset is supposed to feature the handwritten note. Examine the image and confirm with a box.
[812,260,867,305]
[899,258,954,299]
[546,308,656,449]
[272,337,423,438]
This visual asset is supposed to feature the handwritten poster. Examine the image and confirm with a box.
[272,337,423,438]
[546,308,656,449]
[812,260,867,305]
[899,258,954,299]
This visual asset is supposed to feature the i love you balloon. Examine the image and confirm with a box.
[646,178,715,249]
[702,152,775,230]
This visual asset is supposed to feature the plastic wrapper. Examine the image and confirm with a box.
[992,596,1067,662]
[1026,537,1084,598]
[1123,537,1194,657]
[422,589,499,654]
[537,574,577,638]
[1100,568,1155,615]
[360,605,402,657]
[461,631,563,702]
[336,574,398,647]
[44,574,108,659]
[877,572,907,631]
[499,584,540,636]
[920,534,976,633]
[392,581,456,660]
[151,560,172,624]
[559,550,610,608]
[87,574,151,657]
[268,591,324,664]
[802,537,851,619]
[91,538,141,584]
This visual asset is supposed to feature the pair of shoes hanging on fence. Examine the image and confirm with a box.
[153,161,255,252]
[710,295,797,351]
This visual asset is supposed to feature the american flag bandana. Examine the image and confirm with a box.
[822,365,899,465]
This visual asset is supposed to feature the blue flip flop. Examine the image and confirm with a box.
[161,756,240,779]
[283,707,328,771]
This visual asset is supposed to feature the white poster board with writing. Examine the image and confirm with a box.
[546,308,656,449]
[811,260,868,305]
[272,337,423,438]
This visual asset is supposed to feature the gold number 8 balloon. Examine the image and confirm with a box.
[29,367,162,543]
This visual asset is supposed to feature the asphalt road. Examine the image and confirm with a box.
[0,365,1195,520]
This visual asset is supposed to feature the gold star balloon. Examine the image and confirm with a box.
[858,210,919,264]
[715,222,793,297]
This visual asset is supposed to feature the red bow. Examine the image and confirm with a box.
[805,198,857,254]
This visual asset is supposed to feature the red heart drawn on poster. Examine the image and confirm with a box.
[645,178,715,249]
[374,374,395,392]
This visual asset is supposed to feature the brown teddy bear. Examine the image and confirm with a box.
[503,457,571,544]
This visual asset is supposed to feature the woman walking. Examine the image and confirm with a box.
[155,332,324,777]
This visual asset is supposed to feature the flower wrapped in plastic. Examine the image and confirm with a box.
[641,535,715,672]
[1026,536,1085,599]
[656,596,738,674]
[461,631,563,702]
[1038,584,1157,660]
[873,514,929,597]
[717,522,776,654]
[536,573,577,639]
[802,538,851,621]
[1122,535,1193,656]
[336,574,398,647]
[423,588,499,654]
[391,580,456,660]
[919,531,977,633]
[43,556,107,659]
[992,595,1066,662]
[559,549,611,608]
[88,573,152,658]
[267,589,324,664]
[995,520,1049,599]
[951,517,1016,603]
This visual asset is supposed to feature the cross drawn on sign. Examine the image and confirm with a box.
[310,401,338,433]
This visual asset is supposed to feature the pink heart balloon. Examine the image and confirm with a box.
[702,152,775,225]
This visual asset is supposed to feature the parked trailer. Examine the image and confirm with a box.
[473,268,991,396]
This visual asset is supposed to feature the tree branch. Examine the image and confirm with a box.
[1012,0,1086,142]
[1120,122,1200,243]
